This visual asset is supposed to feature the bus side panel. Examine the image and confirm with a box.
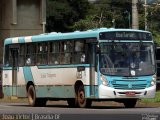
[2,69,13,96]
[3,67,27,97]
[29,66,91,98]
[17,67,27,97]
[3,66,99,98]
[31,66,99,98]
[3,69,12,85]
[31,66,78,85]
[35,86,75,98]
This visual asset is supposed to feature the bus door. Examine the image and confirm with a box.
[10,47,19,96]
[88,43,96,97]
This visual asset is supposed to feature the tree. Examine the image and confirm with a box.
[147,6,160,32]
[46,0,91,32]
[137,1,160,44]
[96,0,132,28]
[72,0,132,30]
[46,0,160,45]
[72,16,97,31]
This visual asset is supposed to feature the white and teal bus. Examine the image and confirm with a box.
[2,28,156,108]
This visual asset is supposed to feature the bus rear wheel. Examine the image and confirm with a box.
[75,85,92,108]
[27,85,47,107]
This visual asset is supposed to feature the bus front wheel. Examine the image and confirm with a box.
[75,85,92,108]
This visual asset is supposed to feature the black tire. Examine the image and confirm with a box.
[27,85,47,107]
[123,99,137,108]
[27,85,36,106]
[67,98,76,108]
[36,98,47,107]
[75,85,92,108]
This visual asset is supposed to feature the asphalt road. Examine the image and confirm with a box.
[0,101,159,120]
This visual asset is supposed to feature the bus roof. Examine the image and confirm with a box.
[4,28,151,45]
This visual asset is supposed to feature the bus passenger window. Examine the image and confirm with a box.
[37,43,48,65]
[81,54,85,63]
[26,57,31,65]
[49,42,60,65]
[19,45,25,66]
[4,45,10,66]
[73,41,85,64]
[25,44,36,66]
[60,41,73,64]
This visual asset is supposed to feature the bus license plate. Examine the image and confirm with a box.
[125,92,135,96]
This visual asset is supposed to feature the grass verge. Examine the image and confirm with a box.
[0,97,27,103]
[141,91,160,103]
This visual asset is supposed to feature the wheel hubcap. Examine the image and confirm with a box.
[28,89,34,104]
[79,91,85,104]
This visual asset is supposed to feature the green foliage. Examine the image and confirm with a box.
[151,31,160,45]
[71,0,132,30]
[46,0,91,32]
[147,6,160,33]
[46,0,160,44]
[137,2,160,44]
[72,16,97,31]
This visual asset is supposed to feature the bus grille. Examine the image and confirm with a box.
[111,79,147,90]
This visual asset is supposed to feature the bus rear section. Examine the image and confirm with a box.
[2,35,98,108]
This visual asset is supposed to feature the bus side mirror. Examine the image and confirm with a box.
[96,45,100,54]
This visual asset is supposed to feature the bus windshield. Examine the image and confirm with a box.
[100,43,155,76]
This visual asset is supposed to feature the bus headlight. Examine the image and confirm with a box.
[150,75,156,86]
[100,75,109,86]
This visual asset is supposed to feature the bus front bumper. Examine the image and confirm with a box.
[99,84,156,99]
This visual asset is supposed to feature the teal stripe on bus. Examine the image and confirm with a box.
[23,67,34,83]
[4,38,12,45]
[18,37,25,43]
[2,67,12,70]
[37,64,90,69]
[31,32,98,42]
